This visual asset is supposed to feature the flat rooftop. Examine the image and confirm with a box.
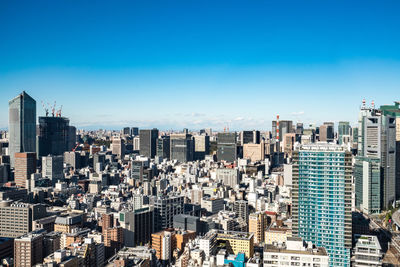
[264,244,328,256]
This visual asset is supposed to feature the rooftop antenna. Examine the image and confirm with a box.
[362,99,366,109]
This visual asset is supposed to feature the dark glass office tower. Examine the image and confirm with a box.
[8,91,36,167]
[156,136,170,160]
[217,132,237,162]
[170,136,194,163]
[37,116,70,157]
[67,126,76,151]
[139,129,159,158]
[241,130,260,145]
[131,127,139,136]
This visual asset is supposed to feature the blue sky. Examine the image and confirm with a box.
[1,0,400,130]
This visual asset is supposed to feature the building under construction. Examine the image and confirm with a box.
[36,116,74,157]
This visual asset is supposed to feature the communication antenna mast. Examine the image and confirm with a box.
[362,99,366,109]
[276,115,280,143]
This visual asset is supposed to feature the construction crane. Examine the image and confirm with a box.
[72,143,80,152]
[56,105,63,117]
[51,101,56,117]
[41,101,49,117]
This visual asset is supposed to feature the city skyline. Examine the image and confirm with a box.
[0,90,396,131]
[1,1,400,130]
[2,1,400,266]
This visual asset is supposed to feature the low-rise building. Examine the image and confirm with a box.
[263,237,329,267]
[201,197,224,214]
[352,235,383,267]
[265,226,291,245]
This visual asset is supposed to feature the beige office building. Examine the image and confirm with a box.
[243,142,265,162]
[0,201,46,238]
[248,212,267,244]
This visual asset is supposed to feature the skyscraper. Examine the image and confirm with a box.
[14,152,36,188]
[67,126,76,151]
[217,132,237,162]
[338,121,351,145]
[156,135,170,160]
[319,122,334,143]
[131,127,139,136]
[193,135,210,160]
[170,134,194,163]
[8,91,36,167]
[380,101,400,202]
[356,102,396,211]
[111,136,125,158]
[42,155,64,186]
[354,156,381,214]
[122,127,130,135]
[292,143,352,267]
[240,130,260,145]
[37,116,70,157]
[63,151,80,169]
[139,129,159,158]
[296,123,304,135]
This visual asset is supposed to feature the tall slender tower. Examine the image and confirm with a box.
[292,143,352,267]
[139,129,159,158]
[8,91,36,167]
[380,101,400,202]
[356,100,396,211]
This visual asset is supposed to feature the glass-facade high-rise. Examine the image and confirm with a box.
[292,143,352,267]
[37,116,70,158]
[380,102,400,202]
[338,121,351,145]
[354,156,381,214]
[156,136,170,160]
[8,91,36,167]
[356,103,396,211]
[217,132,237,162]
[139,129,159,158]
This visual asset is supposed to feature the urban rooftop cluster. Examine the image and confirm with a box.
[0,91,399,267]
